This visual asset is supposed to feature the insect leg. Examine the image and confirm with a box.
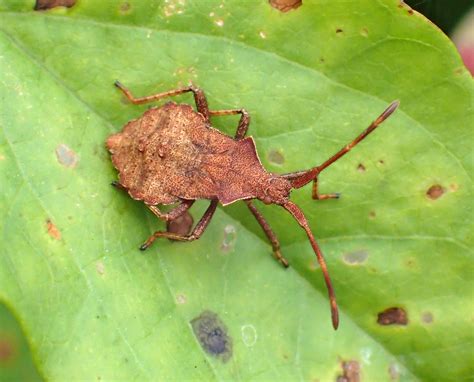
[209,109,250,139]
[114,81,211,120]
[283,201,339,330]
[139,200,218,250]
[147,200,195,222]
[282,101,400,200]
[244,201,289,267]
[111,180,127,191]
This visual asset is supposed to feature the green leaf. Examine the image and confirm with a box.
[0,0,472,380]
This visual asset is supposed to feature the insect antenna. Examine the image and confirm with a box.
[286,100,400,189]
[283,201,339,330]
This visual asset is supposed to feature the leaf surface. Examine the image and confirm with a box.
[0,0,472,380]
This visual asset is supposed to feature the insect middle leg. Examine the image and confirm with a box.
[245,201,289,268]
[147,200,195,222]
[114,81,211,121]
[140,200,218,250]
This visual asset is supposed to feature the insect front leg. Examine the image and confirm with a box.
[281,171,340,201]
[209,109,250,139]
[245,201,289,267]
[140,200,218,250]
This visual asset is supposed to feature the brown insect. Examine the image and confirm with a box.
[107,81,399,330]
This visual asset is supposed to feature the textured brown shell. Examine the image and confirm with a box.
[106,102,274,206]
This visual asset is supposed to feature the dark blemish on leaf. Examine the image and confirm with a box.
[336,28,344,34]
[378,159,385,165]
[34,0,76,10]
[407,9,414,15]
[320,57,325,63]
[368,211,376,219]
[191,311,232,363]
[268,0,302,13]
[282,353,289,360]
[167,211,194,238]
[267,149,285,165]
[360,27,369,37]
[56,143,78,168]
[119,2,131,13]
[0,338,15,363]
[176,294,187,304]
[421,311,434,324]
[343,250,368,265]
[454,67,464,75]
[357,163,366,172]
[221,224,237,253]
[46,219,61,240]
[426,184,445,200]
[388,363,400,380]
[336,360,360,382]
[404,257,417,269]
[377,307,408,325]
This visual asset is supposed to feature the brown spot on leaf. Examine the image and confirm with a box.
[407,9,414,15]
[167,211,194,237]
[378,159,385,165]
[426,184,445,200]
[269,0,302,12]
[191,311,232,363]
[357,163,366,172]
[267,149,285,165]
[336,28,344,34]
[46,219,61,240]
[0,338,15,363]
[55,144,78,168]
[119,2,131,13]
[377,307,408,325]
[34,0,75,10]
[343,250,368,265]
[337,360,360,382]
[421,311,434,324]
[368,211,376,219]
[96,261,105,275]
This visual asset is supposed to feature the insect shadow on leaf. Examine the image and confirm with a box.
[106,80,399,330]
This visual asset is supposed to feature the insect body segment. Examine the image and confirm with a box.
[107,81,399,330]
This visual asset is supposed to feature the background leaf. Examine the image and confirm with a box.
[0,0,472,380]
